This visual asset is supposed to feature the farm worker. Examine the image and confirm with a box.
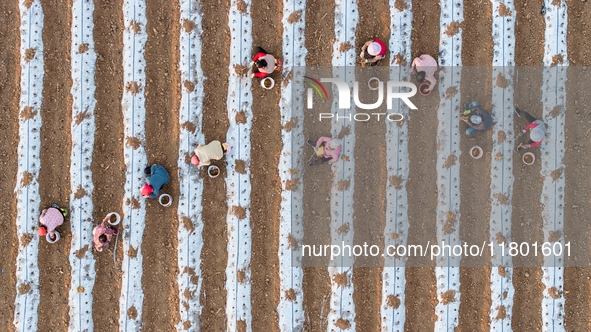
[92,216,118,252]
[191,140,231,167]
[141,164,170,198]
[410,54,438,93]
[38,204,68,241]
[461,101,493,136]
[515,107,546,151]
[359,38,387,66]
[250,47,282,78]
[307,137,342,166]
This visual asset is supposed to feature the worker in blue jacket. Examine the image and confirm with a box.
[141,164,170,198]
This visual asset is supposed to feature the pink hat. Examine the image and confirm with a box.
[222,142,231,155]
[191,155,200,165]
[141,184,153,197]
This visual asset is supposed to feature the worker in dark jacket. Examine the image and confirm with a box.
[141,164,170,198]
[462,101,493,136]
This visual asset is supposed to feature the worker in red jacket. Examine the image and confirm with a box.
[515,107,546,151]
[359,39,387,66]
[250,47,282,78]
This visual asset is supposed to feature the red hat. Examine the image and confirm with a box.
[37,226,47,236]
[141,184,154,197]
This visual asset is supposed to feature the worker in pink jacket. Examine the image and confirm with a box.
[307,137,342,166]
[410,54,438,94]
[93,215,118,252]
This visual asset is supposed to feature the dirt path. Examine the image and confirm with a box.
[511,67,544,331]
[511,2,546,330]
[301,0,334,330]
[0,0,20,329]
[141,1,181,331]
[37,0,73,330]
[457,2,494,329]
[405,0,440,330]
[351,1,390,330]
[564,3,591,329]
[199,0,231,329]
[91,0,125,330]
[249,0,283,330]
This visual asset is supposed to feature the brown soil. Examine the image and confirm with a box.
[126,136,141,149]
[333,272,348,287]
[183,80,195,93]
[283,117,297,132]
[496,73,509,88]
[498,266,506,278]
[182,19,195,33]
[130,21,141,34]
[337,179,350,191]
[495,305,507,320]
[250,2,284,331]
[237,320,247,332]
[141,1,181,330]
[548,230,562,243]
[181,216,193,233]
[199,0,230,329]
[37,0,73,329]
[128,305,137,320]
[495,193,508,205]
[131,197,140,209]
[444,21,461,37]
[549,105,562,118]
[386,295,401,309]
[75,110,91,125]
[285,179,300,191]
[445,86,458,99]
[233,64,247,76]
[24,0,33,9]
[336,223,350,235]
[18,282,31,295]
[24,48,36,62]
[75,245,89,259]
[232,206,247,220]
[128,246,138,259]
[20,106,37,120]
[285,288,296,301]
[551,54,564,67]
[498,4,512,17]
[237,269,246,284]
[406,1,440,329]
[441,290,456,304]
[20,234,33,248]
[338,41,351,53]
[564,25,591,327]
[74,185,86,199]
[78,43,89,54]
[236,0,247,14]
[550,168,563,181]
[235,160,247,174]
[514,0,545,66]
[125,81,141,94]
[389,175,403,190]
[335,318,351,329]
[337,125,350,139]
[236,111,247,124]
[548,286,562,299]
[181,121,196,134]
[497,130,506,144]
[91,0,125,330]
[21,171,33,186]
[496,232,506,245]
[443,154,457,168]
[287,10,302,24]
[512,62,544,331]
[394,0,409,12]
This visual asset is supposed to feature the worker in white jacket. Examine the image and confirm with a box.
[190,140,231,166]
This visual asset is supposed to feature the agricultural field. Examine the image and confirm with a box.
[0,0,590,331]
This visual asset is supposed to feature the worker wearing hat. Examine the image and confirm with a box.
[462,101,493,136]
[250,46,282,79]
[38,204,68,242]
[307,136,342,166]
[141,164,170,198]
[359,39,387,66]
[515,107,546,151]
[191,140,230,167]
